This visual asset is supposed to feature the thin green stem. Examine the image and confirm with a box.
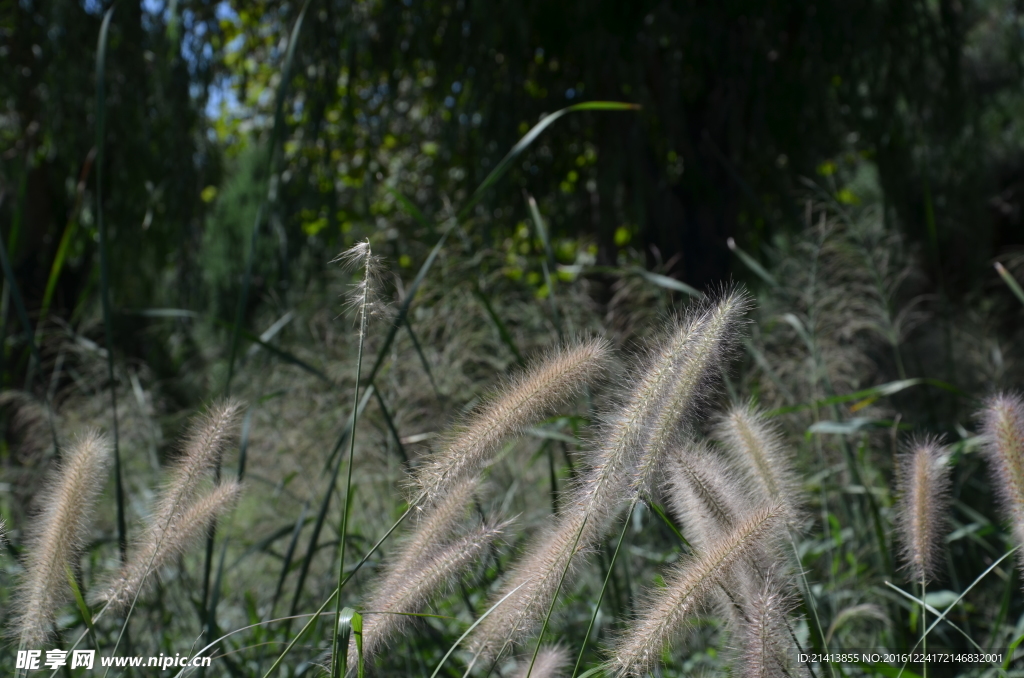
[570,498,635,678]
[332,249,371,678]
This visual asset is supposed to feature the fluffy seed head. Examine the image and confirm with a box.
[353,521,506,664]
[414,336,611,503]
[631,289,750,497]
[15,432,112,646]
[979,393,1024,579]
[332,239,387,324]
[101,481,241,612]
[736,573,804,678]
[514,646,571,678]
[665,442,754,550]
[353,477,480,661]
[157,400,243,522]
[467,510,589,663]
[715,403,801,516]
[607,502,785,677]
[895,437,951,583]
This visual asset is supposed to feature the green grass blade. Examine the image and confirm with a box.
[65,564,98,650]
[403,318,441,399]
[262,504,416,678]
[270,503,310,618]
[525,193,562,337]
[291,385,374,616]
[429,581,531,678]
[94,5,126,562]
[373,386,409,464]
[727,236,779,287]
[459,102,640,220]
[765,378,965,417]
[630,267,702,298]
[386,185,434,233]
[996,262,1024,307]
[571,501,633,678]
[333,608,363,678]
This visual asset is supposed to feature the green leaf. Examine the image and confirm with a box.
[335,607,363,678]
[727,237,778,287]
[460,102,640,220]
[630,267,703,298]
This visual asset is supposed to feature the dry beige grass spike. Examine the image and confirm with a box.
[980,393,1024,581]
[351,477,481,661]
[630,288,750,498]
[156,400,243,520]
[895,437,951,583]
[607,502,785,677]
[513,645,571,678]
[664,441,753,550]
[102,481,241,612]
[715,403,801,513]
[736,572,806,678]
[413,336,611,504]
[15,431,112,646]
[350,520,507,665]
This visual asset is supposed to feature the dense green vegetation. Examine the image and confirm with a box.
[2,1,1024,677]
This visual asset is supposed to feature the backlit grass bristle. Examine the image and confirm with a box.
[715,403,801,512]
[15,432,112,646]
[102,481,242,612]
[630,289,750,498]
[350,520,507,665]
[894,437,951,583]
[413,336,610,504]
[513,645,570,678]
[979,393,1024,577]
[607,502,785,677]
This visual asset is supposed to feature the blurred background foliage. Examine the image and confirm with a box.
[4,0,1024,333]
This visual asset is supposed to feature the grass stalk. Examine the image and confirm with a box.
[94,4,126,563]
[332,241,374,678]
[570,499,635,678]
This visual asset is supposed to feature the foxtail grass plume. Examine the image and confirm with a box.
[155,400,242,515]
[413,336,610,504]
[665,442,753,550]
[352,478,481,660]
[469,294,748,662]
[15,432,112,646]
[467,509,587,662]
[736,573,806,678]
[389,477,481,583]
[333,239,386,330]
[715,404,801,513]
[630,289,750,498]
[607,502,785,677]
[351,520,507,664]
[894,438,951,583]
[513,646,570,678]
[979,393,1024,578]
[102,481,241,611]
